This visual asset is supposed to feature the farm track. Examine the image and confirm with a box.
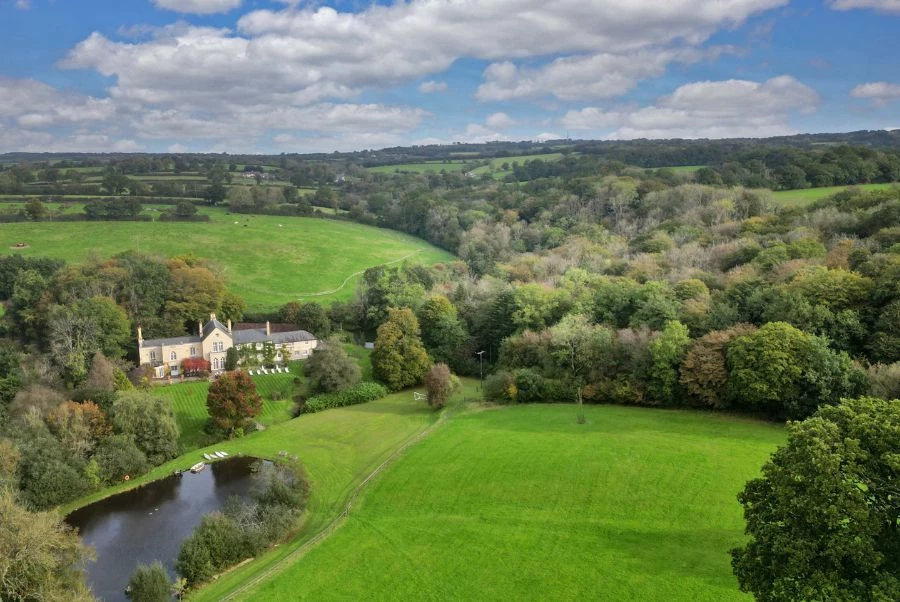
[286,250,422,299]
[218,403,453,601]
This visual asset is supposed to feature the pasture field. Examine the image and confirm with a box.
[471,152,565,179]
[771,182,897,207]
[154,364,300,449]
[240,404,784,601]
[0,208,454,311]
[667,165,705,173]
[366,161,472,174]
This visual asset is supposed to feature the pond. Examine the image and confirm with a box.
[66,456,262,602]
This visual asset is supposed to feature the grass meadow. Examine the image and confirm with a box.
[366,161,472,174]
[239,404,784,601]
[771,182,897,208]
[471,152,565,179]
[0,207,453,311]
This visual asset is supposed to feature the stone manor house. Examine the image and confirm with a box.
[138,313,318,379]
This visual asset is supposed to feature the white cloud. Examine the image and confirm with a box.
[454,123,511,144]
[63,1,786,113]
[534,132,562,142]
[134,103,429,139]
[485,112,517,129]
[151,0,242,15]
[829,0,900,13]
[562,76,820,139]
[15,0,30,9]
[11,0,791,152]
[477,49,701,102]
[0,78,116,127]
[851,81,900,107]
[418,80,448,94]
[168,143,189,152]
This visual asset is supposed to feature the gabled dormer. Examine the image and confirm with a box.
[200,313,233,353]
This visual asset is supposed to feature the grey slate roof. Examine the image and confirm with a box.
[233,328,316,345]
[202,319,230,339]
[140,320,316,348]
[141,335,201,348]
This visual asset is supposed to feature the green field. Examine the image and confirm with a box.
[61,378,784,602]
[668,165,705,174]
[471,152,565,179]
[366,161,472,174]
[0,208,454,311]
[154,365,300,449]
[234,404,784,601]
[771,183,898,208]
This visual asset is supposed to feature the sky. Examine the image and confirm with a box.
[0,0,898,154]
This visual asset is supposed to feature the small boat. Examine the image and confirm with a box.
[203,453,213,461]
[173,470,183,477]
[220,451,229,457]
[190,462,205,473]
[215,451,226,458]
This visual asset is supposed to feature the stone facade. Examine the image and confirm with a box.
[138,313,317,378]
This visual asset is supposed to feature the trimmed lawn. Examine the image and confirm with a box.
[771,183,898,208]
[241,404,784,601]
[154,365,300,450]
[471,152,565,179]
[0,208,454,311]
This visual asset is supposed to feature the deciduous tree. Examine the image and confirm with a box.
[0,488,94,601]
[206,371,261,436]
[304,338,360,394]
[111,391,180,464]
[733,397,900,601]
[372,308,431,391]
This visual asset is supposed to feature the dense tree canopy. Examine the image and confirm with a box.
[372,308,432,391]
[733,397,900,601]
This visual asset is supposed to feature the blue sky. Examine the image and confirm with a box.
[0,0,898,153]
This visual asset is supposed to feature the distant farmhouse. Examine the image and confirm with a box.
[138,313,317,379]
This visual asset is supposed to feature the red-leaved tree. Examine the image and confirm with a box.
[206,371,261,436]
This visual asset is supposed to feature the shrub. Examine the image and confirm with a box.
[305,338,361,394]
[300,382,388,414]
[867,362,900,400]
[176,513,246,586]
[94,434,150,484]
[126,562,171,602]
[484,371,517,403]
[424,363,456,409]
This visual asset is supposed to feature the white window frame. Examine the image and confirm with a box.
[170,351,177,361]
[150,351,156,361]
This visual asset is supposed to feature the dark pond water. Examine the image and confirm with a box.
[66,456,261,602]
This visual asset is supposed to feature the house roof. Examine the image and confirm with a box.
[233,328,316,345]
[141,335,201,348]
[140,319,316,349]
[202,319,230,339]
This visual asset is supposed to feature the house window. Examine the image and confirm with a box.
[213,342,224,352]
[212,358,220,370]
[190,346,197,356]
[170,351,177,361]
[150,351,156,361]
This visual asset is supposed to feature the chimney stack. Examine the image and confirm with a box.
[227,319,232,332]
[137,326,143,344]
[210,312,216,321]
[266,321,271,336]
[199,320,203,336]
